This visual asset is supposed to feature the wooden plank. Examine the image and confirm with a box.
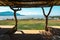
[48,26,60,35]
[8,0,60,2]
[0,25,14,28]
[0,0,60,7]
[48,26,60,29]
[15,30,51,35]
[0,25,16,34]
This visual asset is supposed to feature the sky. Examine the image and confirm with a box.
[0,6,60,16]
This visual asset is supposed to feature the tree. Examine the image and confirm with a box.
[41,6,53,31]
[10,6,21,33]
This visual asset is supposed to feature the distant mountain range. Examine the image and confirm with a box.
[0,11,23,16]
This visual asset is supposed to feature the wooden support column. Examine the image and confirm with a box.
[10,6,21,31]
[41,6,53,31]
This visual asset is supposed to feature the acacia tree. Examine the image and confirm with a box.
[41,6,53,31]
[10,6,21,33]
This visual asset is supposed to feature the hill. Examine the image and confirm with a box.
[0,11,23,16]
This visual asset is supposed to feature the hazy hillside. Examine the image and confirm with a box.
[0,11,23,16]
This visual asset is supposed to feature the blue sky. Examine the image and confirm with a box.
[0,6,60,16]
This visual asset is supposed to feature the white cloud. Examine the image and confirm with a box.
[17,11,42,15]
[0,6,60,16]
[0,7,43,15]
[0,6,13,12]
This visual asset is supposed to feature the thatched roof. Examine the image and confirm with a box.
[0,0,60,7]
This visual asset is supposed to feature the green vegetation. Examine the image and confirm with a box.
[0,19,60,30]
[49,16,60,19]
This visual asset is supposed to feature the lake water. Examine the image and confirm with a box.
[0,15,45,20]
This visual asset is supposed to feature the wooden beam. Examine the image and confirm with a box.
[0,0,60,7]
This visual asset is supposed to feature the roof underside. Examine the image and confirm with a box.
[0,0,60,7]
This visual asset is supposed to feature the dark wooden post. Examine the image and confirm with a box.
[10,6,21,31]
[41,6,53,31]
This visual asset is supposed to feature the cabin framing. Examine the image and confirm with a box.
[0,0,60,33]
[0,0,60,7]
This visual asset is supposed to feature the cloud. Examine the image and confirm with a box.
[17,10,43,15]
[0,6,13,12]
[0,6,60,16]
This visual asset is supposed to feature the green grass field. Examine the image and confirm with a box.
[0,19,60,30]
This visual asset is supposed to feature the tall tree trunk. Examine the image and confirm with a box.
[14,10,17,30]
[45,16,48,31]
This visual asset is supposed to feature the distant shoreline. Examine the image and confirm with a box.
[0,15,60,20]
[0,16,44,20]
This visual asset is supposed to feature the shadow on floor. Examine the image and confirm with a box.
[0,28,52,40]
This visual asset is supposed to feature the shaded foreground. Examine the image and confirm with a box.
[0,29,60,40]
[0,30,52,40]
